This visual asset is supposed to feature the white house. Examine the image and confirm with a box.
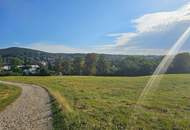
[2,65,11,71]
[40,61,47,66]
[23,65,40,75]
[31,65,40,68]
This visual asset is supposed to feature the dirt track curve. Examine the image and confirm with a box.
[0,81,52,130]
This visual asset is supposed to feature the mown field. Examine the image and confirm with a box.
[0,83,21,111]
[0,75,190,130]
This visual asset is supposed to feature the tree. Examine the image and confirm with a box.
[169,53,190,73]
[112,56,160,76]
[72,57,83,75]
[96,55,109,75]
[138,60,157,76]
[54,58,72,75]
[116,57,139,76]
[10,57,24,73]
[39,66,50,76]
[84,53,97,75]
[10,57,24,66]
[54,58,63,73]
[0,56,3,68]
[47,61,54,71]
[0,56,3,72]
[61,59,72,75]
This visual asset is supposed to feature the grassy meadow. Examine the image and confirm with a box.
[0,83,21,111]
[0,75,190,130]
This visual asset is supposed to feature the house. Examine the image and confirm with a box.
[23,65,40,75]
[1,65,11,71]
[17,65,25,68]
[40,61,47,66]
[31,65,40,68]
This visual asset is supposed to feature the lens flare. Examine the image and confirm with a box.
[129,26,190,129]
[137,26,190,105]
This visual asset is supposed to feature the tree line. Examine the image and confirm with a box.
[47,53,163,76]
[0,53,190,76]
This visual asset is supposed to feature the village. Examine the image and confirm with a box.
[0,61,47,75]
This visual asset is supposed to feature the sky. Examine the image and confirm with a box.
[0,0,190,55]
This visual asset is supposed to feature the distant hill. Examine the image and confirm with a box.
[0,47,84,63]
[0,47,161,64]
[0,47,49,57]
[0,47,160,64]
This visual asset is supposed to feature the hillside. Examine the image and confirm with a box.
[0,47,49,56]
[0,47,64,60]
[0,47,85,63]
[0,47,160,63]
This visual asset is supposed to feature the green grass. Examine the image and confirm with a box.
[0,74,190,130]
[0,83,21,111]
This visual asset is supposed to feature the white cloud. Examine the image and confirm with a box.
[9,2,190,55]
[108,2,190,54]
[133,3,190,33]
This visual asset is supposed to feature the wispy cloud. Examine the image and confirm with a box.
[107,33,137,47]
[9,41,167,55]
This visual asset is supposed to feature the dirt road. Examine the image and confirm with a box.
[0,81,52,130]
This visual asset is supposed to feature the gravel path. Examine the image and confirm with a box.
[0,81,53,130]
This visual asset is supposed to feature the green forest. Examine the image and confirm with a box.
[0,47,190,76]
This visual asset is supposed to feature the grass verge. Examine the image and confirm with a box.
[0,83,21,111]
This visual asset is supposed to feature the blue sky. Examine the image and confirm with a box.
[0,0,190,54]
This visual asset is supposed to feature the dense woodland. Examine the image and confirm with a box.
[0,47,190,76]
